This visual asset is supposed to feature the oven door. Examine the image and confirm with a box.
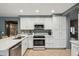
[33,39,45,46]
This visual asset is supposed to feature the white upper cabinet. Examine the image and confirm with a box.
[20,17,34,30]
[33,17,44,25]
[44,18,52,29]
[33,17,52,29]
[20,17,52,30]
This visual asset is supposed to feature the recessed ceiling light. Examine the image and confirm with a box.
[51,10,55,13]
[35,10,39,13]
[19,9,23,13]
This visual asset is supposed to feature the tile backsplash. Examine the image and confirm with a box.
[21,30,33,35]
[21,30,52,35]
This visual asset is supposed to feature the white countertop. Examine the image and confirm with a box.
[70,38,79,46]
[0,34,28,50]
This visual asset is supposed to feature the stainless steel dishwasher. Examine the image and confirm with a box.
[9,42,21,56]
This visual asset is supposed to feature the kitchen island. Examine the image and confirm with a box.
[0,34,28,56]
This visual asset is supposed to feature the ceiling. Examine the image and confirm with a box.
[0,3,76,17]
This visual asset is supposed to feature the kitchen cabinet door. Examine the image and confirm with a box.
[20,17,34,30]
[45,36,54,48]
[45,36,53,44]
[21,38,28,56]
[33,17,43,25]
[22,39,26,55]
[32,17,52,29]
[20,17,52,30]
[27,18,34,29]
[53,39,66,48]
[33,17,45,25]
[45,43,53,48]
[44,18,52,29]
[52,15,67,48]
[28,36,33,48]
[20,18,27,29]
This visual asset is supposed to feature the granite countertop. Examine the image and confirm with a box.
[0,34,28,50]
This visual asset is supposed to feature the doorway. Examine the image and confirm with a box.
[5,21,18,37]
[70,19,78,40]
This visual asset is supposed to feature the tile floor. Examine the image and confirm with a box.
[24,48,71,56]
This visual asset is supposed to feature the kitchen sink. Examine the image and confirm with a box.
[13,36,25,40]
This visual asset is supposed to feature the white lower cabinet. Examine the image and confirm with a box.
[21,37,28,56]
[45,35,67,48]
[45,36,53,48]
[45,36,53,44]
[71,43,79,56]
[53,39,67,48]
[28,36,33,48]
[45,43,53,48]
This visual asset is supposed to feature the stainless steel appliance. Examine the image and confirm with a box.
[34,24,44,30]
[33,24,45,50]
[9,42,21,56]
[33,35,45,50]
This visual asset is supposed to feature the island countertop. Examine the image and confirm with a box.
[0,35,28,50]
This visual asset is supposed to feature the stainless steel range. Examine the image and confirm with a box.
[33,24,45,50]
[33,35,45,50]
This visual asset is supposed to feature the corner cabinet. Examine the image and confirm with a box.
[20,17,34,30]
